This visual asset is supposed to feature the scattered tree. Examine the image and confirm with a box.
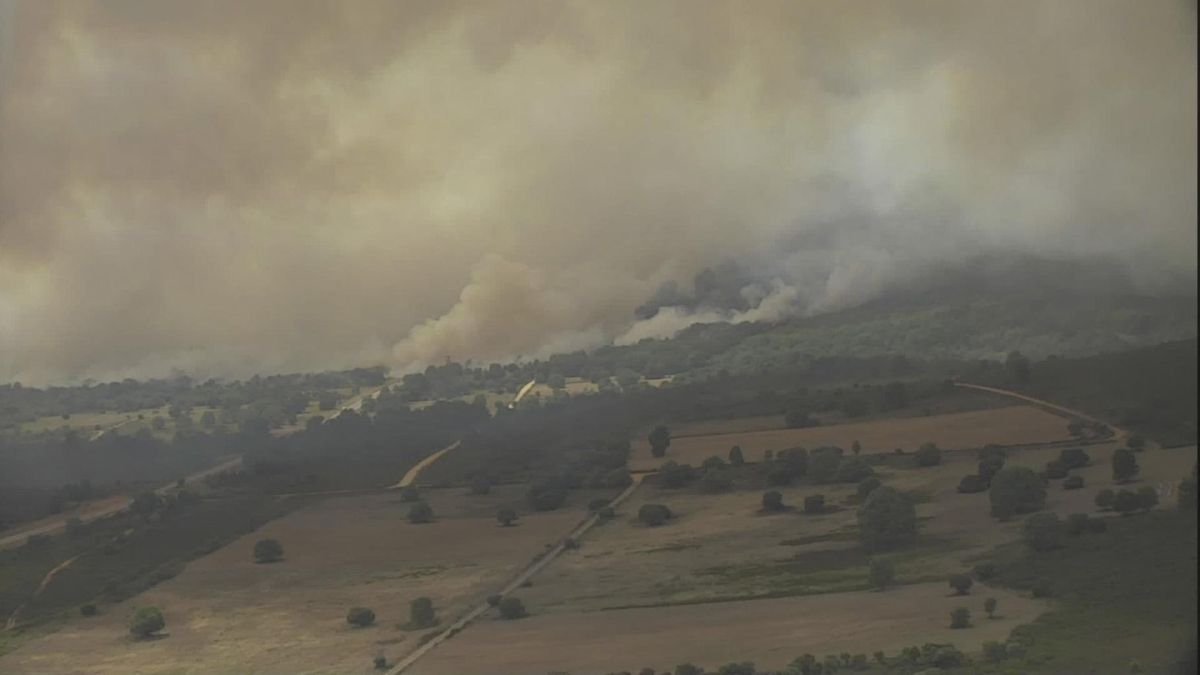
[409,597,437,628]
[957,474,988,494]
[80,604,97,617]
[1095,488,1116,510]
[1112,448,1139,483]
[1044,459,1069,480]
[648,425,671,458]
[129,606,165,638]
[950,606,971,629]
[1059,447,1091,469]
[851,440,862,455]
[949,573,973,595]
[983,640,1008,662]
[989,466,1046,519]
[1063,475,1084,490]
[869,558,896,590]
[984,597,998,619]
[1005,351,1030,382]
[486,594,502,607]
[346,607,375,627]
[498,596,527,619]
[857,476,882,500]
[978,456,1006,484]
[407,502,434,524]
[638,503,672,526]
[1126,434,1146,451]
[253,538,284,563]
[803,494,826,514]
[699,469,733,494]
[857,486,917,551]
[915,442,942,467]
[728,445,745,466]
[785,409,818,428]
[657,461,698,488]
[399,487,421,503]
[496,508,518,526]
[526,479,568,511]
[761,490,786,512]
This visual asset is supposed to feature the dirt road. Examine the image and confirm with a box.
[952,381,1131,442]
[385,474,647,674]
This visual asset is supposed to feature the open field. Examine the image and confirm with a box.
[631,405,1074,471]
[0,485,588,675]
[518,443,1195,625]
[414,582,1046,675]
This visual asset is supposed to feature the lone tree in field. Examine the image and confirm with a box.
[253,538,284,564]
[496,508,518,526]
[915,442,942,467]
[851,440,862,455]
[498,596,527,619]
[346,607,376,627]
[407,501,434,524]
[409,597,437,629]
[728,445,745,466]
[638,503,672,526]
[129,606,165,638]
[857,476,882,500]
[950,607,972,629]
[803,494,826,514]
[648,425,671,458]
[1112,448,1140,483]
[989,466,1046,519]
[761,490,786,512]
[869,558,896,590]
[1059,448,1090,469]
[984,597,998,619]
[949,574,973,595]
[857,486,917,551]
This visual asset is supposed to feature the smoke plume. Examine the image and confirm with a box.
[0,0,1195,383]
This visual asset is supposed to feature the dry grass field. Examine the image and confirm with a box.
[630,405,1073,471]
[414,582,1048,675]
[0,485,586,675]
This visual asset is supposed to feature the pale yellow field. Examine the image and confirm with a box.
[0,486,584,675]
[414,582,1048,675]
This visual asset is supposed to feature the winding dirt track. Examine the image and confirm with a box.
[951,381,1131,442]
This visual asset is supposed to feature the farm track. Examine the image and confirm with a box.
[4,555,80,630]
[951,382,1135,443]
[386,475,647,674]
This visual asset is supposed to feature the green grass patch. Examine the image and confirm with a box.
[975,511,1197,673]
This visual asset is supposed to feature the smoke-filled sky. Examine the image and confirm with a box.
[0,0,1196,384]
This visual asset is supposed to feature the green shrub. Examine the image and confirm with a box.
[1066,512,1091,535]
[803,494,826,514]
[498,596,527,619]
[957,474,987,493]
[984,596,998,619]
[253,538,284,563]
[869,558,896,590]
[80,604,97,617]
[347,607,375,627]
[856,476,882,500]
[407,501,434,524]
[1059,447,1091,469]
[496,508,518,526]
[857,486,917,551]
[949,607,971,629]
[949,573,973,595]
[915,442,942,467]
[983,640,1008,662]
[129,606,165,638]
[1063,475,1085,490]
[989,466,1046,519]
[638,503,672,526]
[761,490,786,512]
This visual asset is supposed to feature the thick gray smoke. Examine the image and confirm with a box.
[0,0,1195,384]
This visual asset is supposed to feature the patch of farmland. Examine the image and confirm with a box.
[0,489,582,675]
[414,582,1048,675]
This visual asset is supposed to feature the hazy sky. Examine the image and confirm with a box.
[0,0,1195,384]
